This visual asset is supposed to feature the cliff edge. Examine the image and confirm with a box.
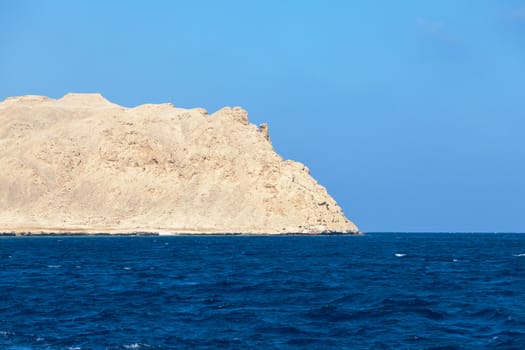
[0,93,358,234]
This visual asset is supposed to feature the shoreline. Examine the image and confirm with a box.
[0,229,361,237]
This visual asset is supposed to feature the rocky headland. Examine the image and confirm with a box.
[0,93,358,234]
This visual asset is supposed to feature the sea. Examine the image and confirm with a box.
[1,232,524,349]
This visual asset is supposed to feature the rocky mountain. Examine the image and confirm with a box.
[0,93,358,234]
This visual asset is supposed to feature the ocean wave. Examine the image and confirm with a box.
[123,343,154,349]
[2,233,525,349]
[0,330,14,337]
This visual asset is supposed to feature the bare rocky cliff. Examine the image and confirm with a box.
[0,93,358,234]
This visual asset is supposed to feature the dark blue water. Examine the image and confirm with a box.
[1,233,525,349]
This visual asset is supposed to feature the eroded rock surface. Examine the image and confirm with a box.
[0,93,358,234]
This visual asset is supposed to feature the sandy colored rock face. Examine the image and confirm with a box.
[0,93,358,234]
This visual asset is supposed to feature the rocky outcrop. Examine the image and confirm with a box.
[0,93,358,234]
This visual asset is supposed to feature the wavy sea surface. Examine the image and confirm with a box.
[1,233,524,349]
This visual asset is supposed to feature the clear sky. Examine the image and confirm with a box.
[1,1,524,232]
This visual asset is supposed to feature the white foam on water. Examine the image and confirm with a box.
[513,253,525,257]
[394,253,406,257]
[453,259,458,262]
[123,344,151,349]
[47,265,61,268]
[123,267,131,270]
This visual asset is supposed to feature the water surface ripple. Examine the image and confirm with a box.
[1,233,524,349]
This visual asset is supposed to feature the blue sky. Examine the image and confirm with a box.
[1,1,524,232]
